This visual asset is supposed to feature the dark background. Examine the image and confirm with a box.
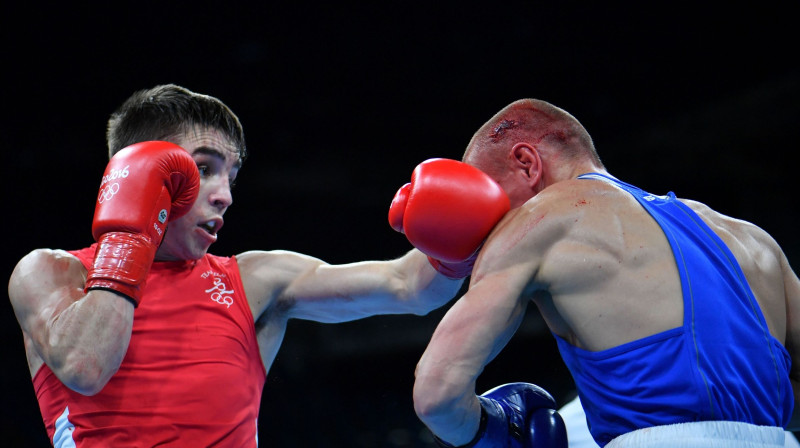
[3,3,798,447]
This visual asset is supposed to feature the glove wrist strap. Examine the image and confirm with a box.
[85,232,157,306]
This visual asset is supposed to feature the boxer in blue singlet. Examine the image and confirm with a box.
[410,98,800,448]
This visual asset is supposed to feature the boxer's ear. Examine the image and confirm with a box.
[511,142,542,190]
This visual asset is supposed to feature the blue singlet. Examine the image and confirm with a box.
[553,173,792,446]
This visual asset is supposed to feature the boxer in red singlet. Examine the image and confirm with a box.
[8,84,509,446]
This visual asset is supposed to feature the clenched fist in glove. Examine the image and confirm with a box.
[86,141,200,305]
[389,158,510,279]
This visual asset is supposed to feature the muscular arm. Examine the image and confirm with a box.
[413,259,531,445]
[8,249,135,395]
[239,248,463,324]
[411,188,573,445]
[238,248,463,373]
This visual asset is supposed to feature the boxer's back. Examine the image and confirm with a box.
[524,174,794,442]
[526,175,788,352]
[527,176,685,352]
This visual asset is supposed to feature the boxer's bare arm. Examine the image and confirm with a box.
[413,260,531,445]
[8,249,135,394]
[238,248,462,325]
[238,248,462,372]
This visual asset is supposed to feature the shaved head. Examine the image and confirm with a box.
[464,99,600,173]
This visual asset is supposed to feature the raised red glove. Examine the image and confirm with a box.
[86,141,200,305]
[389,158,510,279]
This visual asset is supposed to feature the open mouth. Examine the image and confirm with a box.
[199,219,222,236]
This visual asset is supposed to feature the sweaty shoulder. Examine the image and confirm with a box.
[681,198,786,280]
[476,178,634,280]
[487,178,634,244]
[680,198,778,251]
[475,176,678,301]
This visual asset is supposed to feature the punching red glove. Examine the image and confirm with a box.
[85,141,200,305]
[389,158,510,279]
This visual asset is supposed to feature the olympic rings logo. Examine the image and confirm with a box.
[98,182,120,203]
[205,277,234,308]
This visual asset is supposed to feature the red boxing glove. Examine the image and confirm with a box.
[389,158,510,279]
[86,141,200,305]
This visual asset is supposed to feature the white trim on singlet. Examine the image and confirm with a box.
[606,421,785,448]
[53,406,77,448]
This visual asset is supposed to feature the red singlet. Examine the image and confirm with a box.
[33,245,267,447]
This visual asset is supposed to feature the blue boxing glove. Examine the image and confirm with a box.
[435,383,567,448]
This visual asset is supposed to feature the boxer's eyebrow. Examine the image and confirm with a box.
[193,146,243,169]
